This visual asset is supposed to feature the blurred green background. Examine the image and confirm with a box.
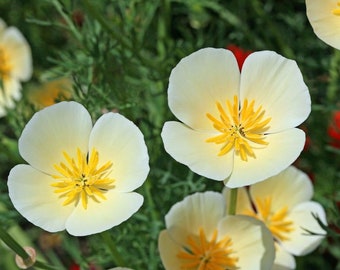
[0,0,339,269]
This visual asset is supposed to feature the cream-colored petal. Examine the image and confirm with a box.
[218,215,275,270]
[19,101,92,175]
[161,121,233,180]
[65,192,143,236]
[273,243,296,270]
[89,113,149,192]
[225,128,305,188]
[306,0,340,50]
[165,192,225,243]
[222,187,254,215]
[250,166,313,211]
[280,201,327,256]
[168,47,240,130]
[0,78,21,117]
[240,51,310,133]
[158,230,183,270]
[2,27,32,81]
[7,164,74,232]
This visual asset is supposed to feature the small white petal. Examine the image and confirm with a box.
[162,121,233,180]
[218,215,275,270]
[225,128,305,188]
[250,166,313,211]
[8,165,74,232]
[273,243,296,270]
[165,192,225,244]
[65,192,143,236]
[280,201,327,256]
[306,0,340,50]
[240,51,310,133]
[19,101,92,174]
[2,27,32,81]
[89,113,149,192]
[158,230,183,270]
[168,47,240,130]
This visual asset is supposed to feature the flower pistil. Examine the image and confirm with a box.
[206,95,271,161]
[51,148,115,209]
[177,228,239,270]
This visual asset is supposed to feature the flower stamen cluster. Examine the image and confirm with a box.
[51,148,115,210]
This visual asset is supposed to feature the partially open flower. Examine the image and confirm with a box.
[161,48,311,187]
[224,166,327,269]
[306,0,340,49]
[8,101,149,236]
[158,192,275,270]
[0,18,32,116]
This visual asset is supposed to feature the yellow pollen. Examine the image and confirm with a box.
[177,228,239,270]
[51,148,115,210]
[332,1,340,16]
[243,197,294,242]
[206,95,271,161]
[0,47,12,84]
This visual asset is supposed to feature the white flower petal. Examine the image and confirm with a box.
[0,78,21,117]
[225,128,305,188]
[165,192,225,243]
[19,101,92,174]
[168,47,240,130]
[306,0,340,50]
[158,230,183,270]
[65,192,143,236]
[250,166,313,211]
[218,215,275,270]
[273,243,296,270]
[280,201,327,256]
[8,164,74,232]
[2,27,32,81]
[89,113,149,192]
[161,121,233,180]
[240,51,310,133]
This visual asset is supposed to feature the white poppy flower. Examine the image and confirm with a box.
[158,191,275,270]
[161,48,310,188]
[8,101,149,236]
[224,166,327,269]
[306,0,340,49]
[0,18,32,116]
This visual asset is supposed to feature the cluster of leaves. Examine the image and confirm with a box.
[0,0,339,269]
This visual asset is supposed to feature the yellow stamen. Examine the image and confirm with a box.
[206,95,271,161]
[177,228,239,270]
[0,47,12,83]
[51,148,115,209]
[333,1,340,16]
[243,197,294,242]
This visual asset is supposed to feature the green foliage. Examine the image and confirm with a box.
[0,0,339,269]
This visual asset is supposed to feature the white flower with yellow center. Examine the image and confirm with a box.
[224,166,327,269]
[0,18,32,116]
[306,0,340,49]
[161,48,310,188]
[158,192,275,270]
[8,101,149,236]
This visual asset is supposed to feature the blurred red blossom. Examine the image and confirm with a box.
[226,44,252,70]
[328,111,340,148]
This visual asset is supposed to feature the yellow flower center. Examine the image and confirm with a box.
[243,197,294,242]
[0,47,12,82]
[333,1,340,16]
[51,148,115,209]
[206,95,271,161]
[177,228,239,270]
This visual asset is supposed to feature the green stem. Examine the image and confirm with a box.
[0,226,56,270]
[228,188,238,215]
[101,231,126,267]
